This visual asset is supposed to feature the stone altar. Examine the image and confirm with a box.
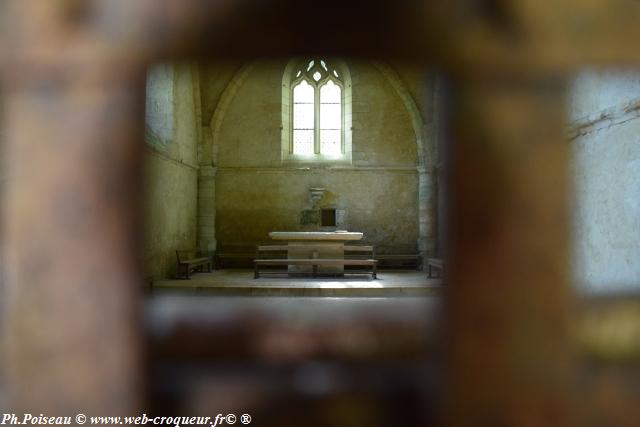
[269,231,364,274]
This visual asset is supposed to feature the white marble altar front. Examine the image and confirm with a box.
[269,231,364,274]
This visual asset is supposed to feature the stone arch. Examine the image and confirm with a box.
[206,62,256,166]
[371,61,428,167]
[206,60,428,167]
[198,62,255,255]
[201,59,437,257]
[372,61,436,256]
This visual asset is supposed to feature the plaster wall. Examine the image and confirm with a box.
[145,65,174,151]
[570,71,640,121]
[143,64,200,279]
[570,70,640,292]
[208,60,421,253]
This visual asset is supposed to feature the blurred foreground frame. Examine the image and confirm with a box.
[1,0,640,425]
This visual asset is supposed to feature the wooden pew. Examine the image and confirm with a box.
[176,250,211,279]
[254,245,377,279]
[426,258,445,278]
[214,252,254,269]
[375,254,423,270]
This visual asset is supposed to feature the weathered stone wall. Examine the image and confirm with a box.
[389,61,434,124]
[570,71,640,292]
[143,64,200,279]
[389,63,438,255]
[200,61,243,126]
[216,169,419,252]
[205,60,425,253]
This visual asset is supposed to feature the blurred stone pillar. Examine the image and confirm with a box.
[418,108,437,260]
[1,2,145,413]
[198,165,217,257]
[432,74,450,259]
[417,166,436,259]
[445,73,574,426]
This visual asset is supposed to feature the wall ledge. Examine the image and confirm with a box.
[216,165,419,173]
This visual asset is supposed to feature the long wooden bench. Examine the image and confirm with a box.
[375,254,423,270]
[214,252,254,269]
[254,245,377,279]
[176,250,211,279]
[426,258,445,278]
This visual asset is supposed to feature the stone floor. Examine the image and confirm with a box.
[152,269,442,296]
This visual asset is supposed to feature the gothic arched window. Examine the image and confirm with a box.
[282,59,352,163]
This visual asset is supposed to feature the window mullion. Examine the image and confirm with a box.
[341,86,345,154]
[290,84,294,154]
[314,85,320,154]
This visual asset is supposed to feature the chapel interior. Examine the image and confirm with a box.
[138,58,640,422]
[1,1,639,426]
[144,58,442,294]
[143,60,640,295]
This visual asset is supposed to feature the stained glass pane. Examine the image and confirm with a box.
[291,66,344,157]
[293,130,314,155]
[320,103,341,129]
[319,80,341,155]
[320,80,341,103]
[293,80,315,155]
[294,103,314,129]
[293,80,314,103]
[320,130,341,155]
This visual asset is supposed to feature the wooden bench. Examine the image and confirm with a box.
[426,258,445,278]
[176,250,211,279]
[254,245,377,279]
[214,252,254,269]
[375,254,423,270]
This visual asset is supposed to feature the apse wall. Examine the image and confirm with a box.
[207,60,422,254]
[570,71,640,293]
[143,64,200,280]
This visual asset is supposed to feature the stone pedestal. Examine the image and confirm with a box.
[288,242,345,275]
[268,231,364,276]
